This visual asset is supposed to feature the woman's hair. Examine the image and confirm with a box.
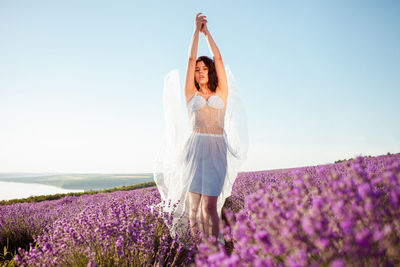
[195,56,219,92]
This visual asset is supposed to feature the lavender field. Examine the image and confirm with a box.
[1,153,399,266]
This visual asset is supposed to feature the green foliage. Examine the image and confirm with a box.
[334,158,353,163]
[0,238,17,266]
[334,155,374,164]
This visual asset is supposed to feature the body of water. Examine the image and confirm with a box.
[0,181,84,201]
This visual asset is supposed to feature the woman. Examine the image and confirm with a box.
[153,12,248,245]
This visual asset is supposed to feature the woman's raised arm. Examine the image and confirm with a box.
[184,13,206,104]
[201,20,228,97]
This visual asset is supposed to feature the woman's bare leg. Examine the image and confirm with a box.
[200,195,219,239]
[200,198,208,235]
[188,192,202,236]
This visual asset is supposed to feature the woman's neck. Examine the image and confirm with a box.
[198,84,212,95]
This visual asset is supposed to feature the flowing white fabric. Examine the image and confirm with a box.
[152,64,248,243]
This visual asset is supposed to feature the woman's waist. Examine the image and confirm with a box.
[191,126,224,136]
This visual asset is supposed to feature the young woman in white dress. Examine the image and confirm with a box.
[152,12,248,246]
[184,12,229,241]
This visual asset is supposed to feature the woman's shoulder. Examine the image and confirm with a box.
[185,88,198,106]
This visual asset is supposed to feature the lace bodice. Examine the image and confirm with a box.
[187,91,226,134]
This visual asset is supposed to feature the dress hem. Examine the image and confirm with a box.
[188,190,221,197]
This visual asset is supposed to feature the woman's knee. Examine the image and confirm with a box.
[202,202,217,215]
[189,193,201,217]
[189,206,199,217]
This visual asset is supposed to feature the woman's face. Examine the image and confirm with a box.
[195,61,209,85]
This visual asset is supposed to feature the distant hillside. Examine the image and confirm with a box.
[0,181,156,206]
[0,173,154,191]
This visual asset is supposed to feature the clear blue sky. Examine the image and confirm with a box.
[0,0,399,173]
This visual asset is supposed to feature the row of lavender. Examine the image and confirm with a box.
[1,187,198,266]
[1,153,399,266]
[197,154,400,266]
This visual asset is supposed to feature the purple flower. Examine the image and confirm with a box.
[330,258,345,267]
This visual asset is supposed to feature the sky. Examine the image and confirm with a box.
[0,0,399,174]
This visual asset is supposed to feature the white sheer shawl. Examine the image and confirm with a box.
[152,64,249,242]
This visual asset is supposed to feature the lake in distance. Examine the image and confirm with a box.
[0,181,84,201]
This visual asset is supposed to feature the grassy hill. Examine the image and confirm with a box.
[0,173,154,191]
[0,181,156,206]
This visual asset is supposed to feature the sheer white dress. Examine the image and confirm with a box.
[152,65,248,244]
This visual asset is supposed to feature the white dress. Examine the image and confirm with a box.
[186,90,227,196]
[152,65,248,244]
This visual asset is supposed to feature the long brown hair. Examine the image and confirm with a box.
[195,56,218,92]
